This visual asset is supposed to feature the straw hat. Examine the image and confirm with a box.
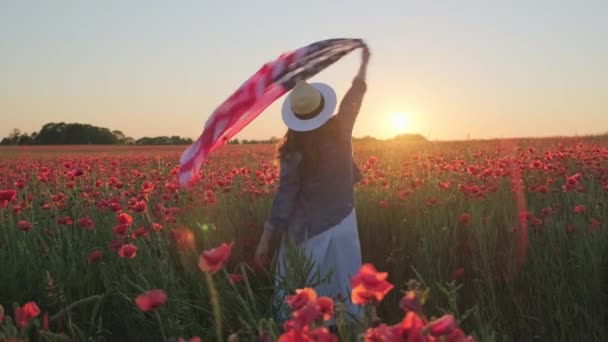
[281,80,337,132]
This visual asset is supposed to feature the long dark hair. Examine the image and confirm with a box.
[276,117,344,175]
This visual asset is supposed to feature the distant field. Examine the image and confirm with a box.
[1,138,607,341]
[0,145,188,157]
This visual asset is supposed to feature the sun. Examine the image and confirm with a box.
[390,112,410,134]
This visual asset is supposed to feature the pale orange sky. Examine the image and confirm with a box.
[1,1,607,141]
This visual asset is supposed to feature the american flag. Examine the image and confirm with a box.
[179,38,365,187]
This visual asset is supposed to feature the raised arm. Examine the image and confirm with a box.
[336,47,370,133]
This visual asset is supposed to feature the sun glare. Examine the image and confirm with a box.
[391,112,410,134]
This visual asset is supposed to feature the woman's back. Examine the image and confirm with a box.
[264,75,368,244]
[281,116,362,243]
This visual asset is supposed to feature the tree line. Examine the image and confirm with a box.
[0,123,193,146]
[1,122,431,146]
[2,123,287,146]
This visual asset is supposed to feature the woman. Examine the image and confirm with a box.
[254,46,370,322]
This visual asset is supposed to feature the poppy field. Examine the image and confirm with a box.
[1,137,608,342]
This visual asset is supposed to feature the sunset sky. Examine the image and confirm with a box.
[1,1,607,141]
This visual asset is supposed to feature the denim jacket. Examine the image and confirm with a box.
[264,77,367,244]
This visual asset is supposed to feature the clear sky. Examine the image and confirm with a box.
[1,0,607,141]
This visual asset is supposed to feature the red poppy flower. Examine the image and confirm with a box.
[135,289,167,312]
[309,327,338,342]
[17,220,33,232]
[282,319,299,332]
[88,249,104,264]
[427,314,457,337]
[15,308,30,328]
[286,288,317,310]
[278,327,313,342]
[14,179,25,189]
[228,273,244,285]
[518,211,532,224]
[573,205,586,214]
[445,328,466,342]
[0,190,16,201]
[459,213,472,226]
[452,268,465,282]
[365,323,402,342]
[399,189,413,199]
[131,227,149,239]
[198,242,234,274]
[426,197,438,206]
[109,239,124,252]
[79,216,95,230]
[531,217,543,229]
[567,176,579,186]
[113,224,129,236]
[118,244,137,259]
[394,311,425,342]
[292,302,321,328]
[567,224,576,235]
[446,328,477,342]
[178,338,202,342]
[350,264,394,305]
[316,297,334,321]
[590,218,601,231]
[151,223,164,232]
[110,202,122,212]
[170,228,195,250]
[15,301,40,328]
[439,181,451,190]
[530,160,543,169]
[466,166,479,175]
[142,182,156,193]
[57,216,73,225]
[130,201,147,213]
[118,212,133,226]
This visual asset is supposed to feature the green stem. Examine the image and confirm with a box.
[38,331,73,342]
[222,268,256,326]
[371,305,378,321]
[155,311,167,342]
[364,304,379,327]
[204,272,224,342]
[50,295,102,322]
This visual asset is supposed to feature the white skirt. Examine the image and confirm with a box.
[274,208,363,324]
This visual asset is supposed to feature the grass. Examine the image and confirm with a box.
[0,137,607,341]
